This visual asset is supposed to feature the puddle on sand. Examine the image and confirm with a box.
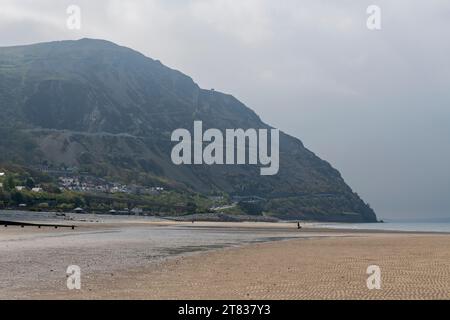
[158,236,302,256]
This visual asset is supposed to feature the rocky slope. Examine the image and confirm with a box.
[0,39,377,222]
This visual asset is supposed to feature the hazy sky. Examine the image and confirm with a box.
[1,0,449,220]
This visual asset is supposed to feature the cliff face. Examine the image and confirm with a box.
[0,39,377,222]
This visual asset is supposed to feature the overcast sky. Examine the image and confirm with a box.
[1,0,449,220]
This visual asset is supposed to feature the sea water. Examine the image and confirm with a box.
[315,220,450,233]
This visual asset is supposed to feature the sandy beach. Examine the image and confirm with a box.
[0,217,449,300]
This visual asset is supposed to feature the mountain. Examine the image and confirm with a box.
[0,39,377,222]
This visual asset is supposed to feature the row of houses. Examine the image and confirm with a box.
[0,170,164,196]
[58,176,165,195]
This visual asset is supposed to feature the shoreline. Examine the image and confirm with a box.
[3,209,450,234]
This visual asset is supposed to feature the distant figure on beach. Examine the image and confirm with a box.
[297,222,302,229]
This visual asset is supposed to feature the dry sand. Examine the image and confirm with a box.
[2,223,447,300]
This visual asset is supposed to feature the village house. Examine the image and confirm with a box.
[131,207,143,215]
[74,207,84,214]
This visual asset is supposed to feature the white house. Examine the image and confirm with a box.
[31,187,43,193]
[15,186,25,191]
[131,207,143,215]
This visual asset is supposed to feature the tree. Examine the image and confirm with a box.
[4,176,15,191]
[42,183,61,194]
[73,196,84,208]
[25,177,35,189]
[11,191,24,205]
[186,201,197,214]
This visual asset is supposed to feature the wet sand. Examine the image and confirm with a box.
[1,220,449,300]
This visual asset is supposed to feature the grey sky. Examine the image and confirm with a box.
[1,0,449,220]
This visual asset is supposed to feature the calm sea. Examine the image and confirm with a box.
[314,221,450,233]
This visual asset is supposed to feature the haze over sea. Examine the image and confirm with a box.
[315,219,450,233]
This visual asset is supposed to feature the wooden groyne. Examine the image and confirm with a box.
[0,220,76,230]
